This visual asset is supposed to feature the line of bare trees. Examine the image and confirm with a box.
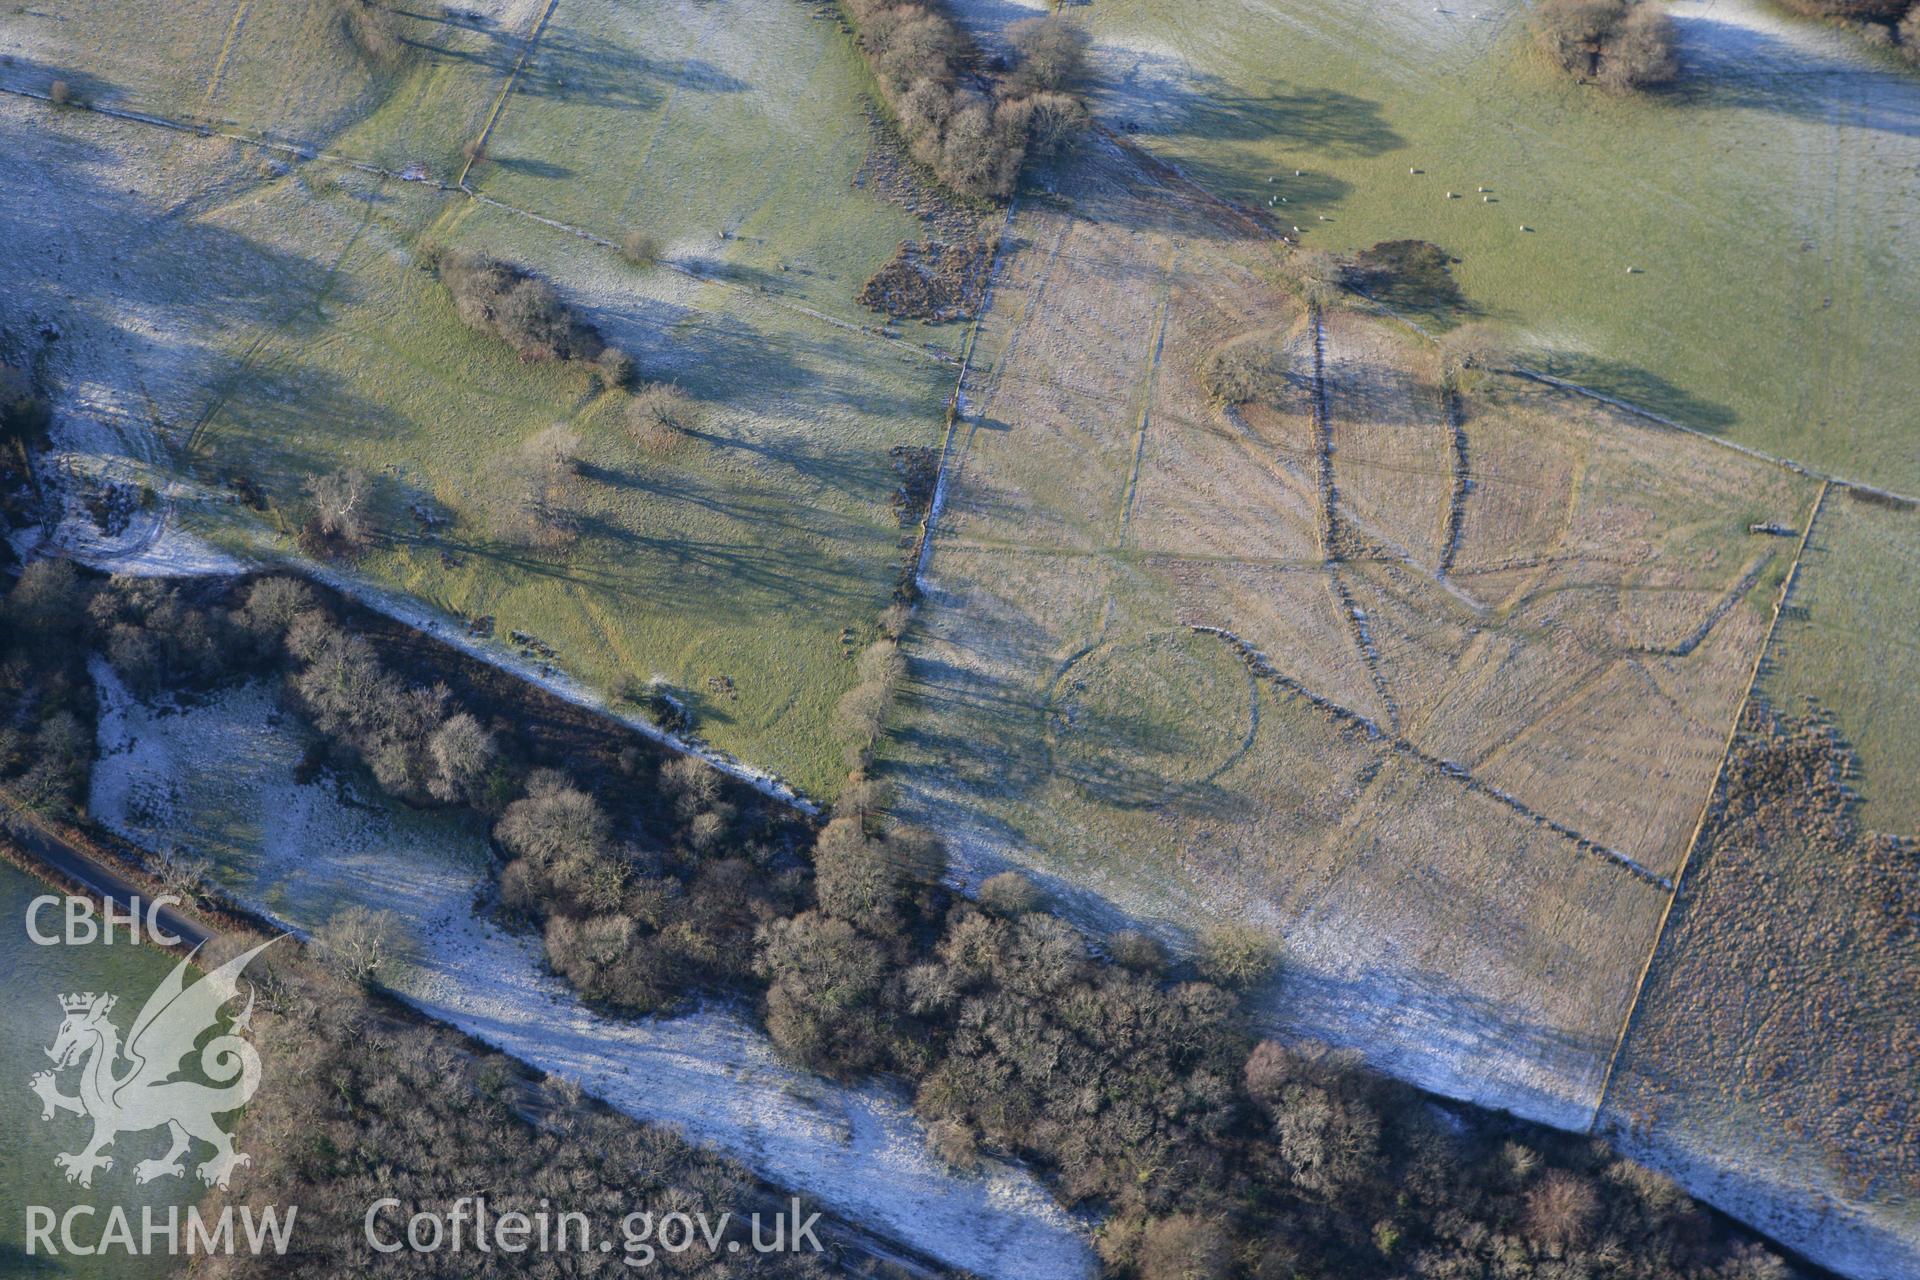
[49,572,1813,1280]
[1779,0,1920,62]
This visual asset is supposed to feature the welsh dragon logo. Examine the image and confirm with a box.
[28,938,277,1189]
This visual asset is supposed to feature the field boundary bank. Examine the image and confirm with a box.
[1629,555,1774,659]
[454,0,563,189]
[1189,623,1674,890]
[1585,478,1834,1132]
[1116,259,1176,548]
[912,195,1024,586]
[0,87,957,372]
[1310,303,1403,731]
[200,0,253,110]
[1437,376,1469,578]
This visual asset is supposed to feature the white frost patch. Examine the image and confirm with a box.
[89,666,1093,1280]
[1604,1121,1920,1280]
[1668,0,1886,76]
[39,468,247,578]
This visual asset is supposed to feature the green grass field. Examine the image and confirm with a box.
[1069,0,1920,494]
[472,0,937,325]
[1760,491,1920,835]
[0,0,522,164]
[5,0,963,799]
[177,171,949,798]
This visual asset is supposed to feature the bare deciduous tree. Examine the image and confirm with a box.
[1195,920,1277,988]
[620,230,660,267]
[1525,1168,1602,1250]
[301,467,371,555]
[313,905,405,986]
[625,381,697,453]
[155,848,216,906]
[428,711,495,804]
[977,870,1043,917]
[1138,1214,1233,1280]
[1533,0,1677,90]
[1007,16,1090,94]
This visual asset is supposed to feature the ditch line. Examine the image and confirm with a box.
[1585,476,1831,1134]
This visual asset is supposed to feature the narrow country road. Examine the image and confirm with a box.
[0,789,215,950]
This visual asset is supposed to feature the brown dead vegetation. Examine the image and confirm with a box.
[1604,699,1919,1202]
[858,237,992,321]
[1532,0,1679,91]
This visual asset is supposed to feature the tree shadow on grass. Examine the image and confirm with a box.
[0,57,125,109]
[1524,351,1739,434]
[1050,83,1389,242]
[1266,956,1613,1124]
[0,112,355,457]
[1098,43,1404,159]
[397,18,748,114]
[1157,86,1405,160]
[1668,13,1920,141]
[586,297,944,424]
[488,154,576,181]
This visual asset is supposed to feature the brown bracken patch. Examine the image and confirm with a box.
[858,238,992,322]
[1609,697,1919,1200]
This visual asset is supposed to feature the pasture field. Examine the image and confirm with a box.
[1757,490,1920,835]
[887,134,1820,1127]
[0,0,541,169]
[171,173,952,798]
[1,0,964,798]
[472,0,948,326]
[1032,0,1920,495]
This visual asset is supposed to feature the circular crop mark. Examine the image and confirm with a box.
[1046,630,1257,807]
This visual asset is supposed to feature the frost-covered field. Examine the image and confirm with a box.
[90,667,1093,1280]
